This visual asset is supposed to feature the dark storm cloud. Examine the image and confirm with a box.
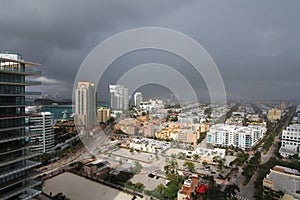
[0,0,299,100]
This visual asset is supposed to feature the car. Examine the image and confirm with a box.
[148,173,155,178]
[184,179,192,186]
[211,171,216,174]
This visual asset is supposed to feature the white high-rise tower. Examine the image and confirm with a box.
[133,92,143,108]
[109,84,128,112]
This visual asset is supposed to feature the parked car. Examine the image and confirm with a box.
[148,173,155,178]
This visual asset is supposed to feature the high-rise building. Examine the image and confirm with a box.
[75,81,96,129]
[133,92,143,108]
[26,112,55,153]
[109,85,128,113]
[97,107,111,123]
[0,52,42,199]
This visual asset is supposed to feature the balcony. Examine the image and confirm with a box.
[0,103,25,107]
[0,125,26,133]
[0,142,36,156]
[0,93,25,97]
[0,134,27,144]
[0,151,40,168]
[0,171,40,192]
[25,69,41,76]
[0,160,40,179]
[0,179,41,200]
[0,68,41,76]
[18,188,42,200]
[25,91,41,96]
[25,81,41,86]
[0,80,41,86]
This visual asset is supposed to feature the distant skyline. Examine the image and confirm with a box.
[0,1,299,101]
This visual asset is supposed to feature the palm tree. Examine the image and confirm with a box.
[164,164,171,174]
[193,154,199,161]
[155,183,166,194]
[170,160,178,170]
[178,152,186,159]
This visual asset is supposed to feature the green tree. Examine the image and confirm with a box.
[224,184,240,199]
[133,162,142,173]
[135,182,144,190]
[183,161,195,172]
[178,152,186,159]
[193,154,199,161]
[170,160,178,171]
[164,164,171,174]
[163,183,180,199]
[202,176,225,200]
[155,183,166,194]
[107,117,115,124]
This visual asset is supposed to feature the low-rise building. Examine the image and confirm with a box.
[177,177,210,200]
[129,138,170,153]
[83,160,110,176]
[263,165,300,199]
[177,177,199,200]
[194,148,226,163]
[267,109,282,121]
[207,124,266,150]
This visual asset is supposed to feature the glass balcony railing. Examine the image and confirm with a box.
[24,69,41,76]
[0,160,40,179]
[0,179,41,200]
[0,131,28,144]
[25,91,41,96]
[0,170,40,192]
[25,81,41,86]
[0,102,25,106]
[0,151,40,168]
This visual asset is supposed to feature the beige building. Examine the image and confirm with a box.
[263,165,300,199]
[97,107,111,123]
[75,81,96,129]
[267,109,282,121]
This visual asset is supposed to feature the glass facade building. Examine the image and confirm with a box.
[0,52,41,199]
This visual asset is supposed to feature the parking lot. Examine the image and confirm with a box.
[108,148,156,163]
[130,172,166,191]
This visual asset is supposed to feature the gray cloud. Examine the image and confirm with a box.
[0,0,299,101]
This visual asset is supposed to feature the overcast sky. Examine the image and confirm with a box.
[1,0,299,101]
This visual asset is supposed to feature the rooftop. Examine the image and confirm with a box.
[272,165,300,176]
[0,56,40,67]
[179,177,198,196]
